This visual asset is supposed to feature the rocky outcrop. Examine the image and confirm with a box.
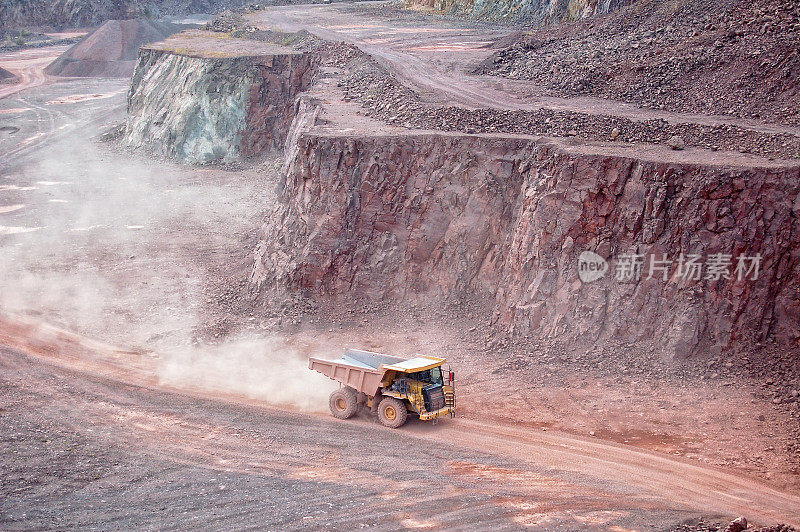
[496,145,800,358]
[254,131,527,300]
[253,123,800,359]
[45,19,182,77]
[406,0,634,23]
[122,32,316,163]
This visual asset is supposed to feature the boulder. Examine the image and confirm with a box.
[667,135,685,150]
[724,516,748,532]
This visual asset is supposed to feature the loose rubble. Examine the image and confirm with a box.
[673,516,796,532]
[329,42,800,159]
[477,0,800,127]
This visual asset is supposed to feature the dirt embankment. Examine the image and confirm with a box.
[122,31,317,163]
[330,39,800,160]
[253,106,800,362]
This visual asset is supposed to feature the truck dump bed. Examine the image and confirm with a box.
[309,348,445,396]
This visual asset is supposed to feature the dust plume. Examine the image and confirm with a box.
[0,83,325,412]
[157,337,338,412]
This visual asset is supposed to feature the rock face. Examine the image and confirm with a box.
[0,0,247,35]
[495,146,799,359]
[44,19,183,78]
[407,0,633,23]
[253,116,800,359]
[122,32,317,163]
[0,0,133,34]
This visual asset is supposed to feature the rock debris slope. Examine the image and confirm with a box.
[479,0,800,126]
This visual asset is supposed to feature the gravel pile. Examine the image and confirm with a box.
[0,66,16,83]
[477,0,800,126]
[45,19,183,77]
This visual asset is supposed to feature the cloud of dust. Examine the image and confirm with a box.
[157,337,338,412]
[0,77,316,414]
[0,96,274,349]
[0,132,204,346]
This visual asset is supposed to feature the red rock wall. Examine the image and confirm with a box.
[253,130,800,358]
[254,133,528,299]
[241,53,318,156]
[497,149,800,358]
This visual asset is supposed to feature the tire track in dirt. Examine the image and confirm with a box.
[0,46,69,100]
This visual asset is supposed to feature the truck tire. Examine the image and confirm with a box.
[378,397,408,428]
[329,387,358,419]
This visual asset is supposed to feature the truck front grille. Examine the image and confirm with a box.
[422,384,446,412]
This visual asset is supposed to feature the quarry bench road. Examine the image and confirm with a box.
[1,313,799,530]
[249,3,800,139]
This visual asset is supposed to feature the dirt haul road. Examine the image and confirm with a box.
[0,46,71,101]
[2,313,799,530]
[249,4,800,138]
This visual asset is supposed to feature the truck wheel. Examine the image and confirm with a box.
[329,387,358,419]
[378,397,407,428]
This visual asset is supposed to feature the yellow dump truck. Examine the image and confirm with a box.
[309,349,455,428]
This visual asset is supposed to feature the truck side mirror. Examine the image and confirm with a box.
[449,371,454,383]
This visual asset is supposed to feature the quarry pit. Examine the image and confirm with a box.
[1,2,800,530]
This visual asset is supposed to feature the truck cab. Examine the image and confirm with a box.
[382,362,454,423]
